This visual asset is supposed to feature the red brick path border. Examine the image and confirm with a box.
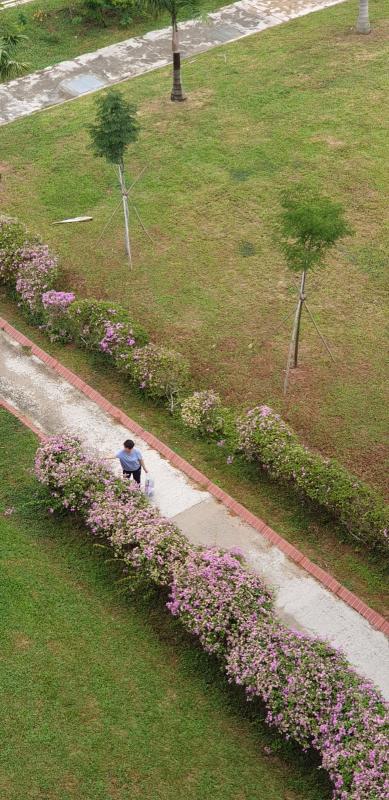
[1,316,388,637]
[0,396,46,441]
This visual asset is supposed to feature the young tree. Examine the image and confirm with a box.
[0,32,28,81]
[279,188,350,394]
[356,0,371,33]
[146,0,199,101]
[88,89,139,268]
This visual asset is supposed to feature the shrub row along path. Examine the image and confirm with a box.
[0,0,345,124]
[1,321,388,700]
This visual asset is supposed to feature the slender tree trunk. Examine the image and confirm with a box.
[283,270,306,395]
[293,269,306,368]
[118,161,132,269]
[356,0,371,33]
[171,20,186,102]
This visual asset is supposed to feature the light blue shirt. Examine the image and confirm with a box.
[116,447,142,471]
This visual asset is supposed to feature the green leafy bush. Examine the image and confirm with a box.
[181,390,225,438]
[236,405,389,553]
[130,343,190,411]
[0,216,29,285]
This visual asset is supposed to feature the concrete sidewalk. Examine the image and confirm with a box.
[1,323,388,698]
[0,0,344,124]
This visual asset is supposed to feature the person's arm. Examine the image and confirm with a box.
[140,458,148,473]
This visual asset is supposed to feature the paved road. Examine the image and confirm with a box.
[1,326,388,698]
[0,0,344,124]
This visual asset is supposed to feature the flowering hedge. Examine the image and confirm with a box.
[34,435,389,800]
[236,405,389,554]
[180,390,225,438]
[1,216,388,554]
[226,620,389,800]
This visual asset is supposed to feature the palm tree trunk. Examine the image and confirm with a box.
[118,161,132,269]
[171,20,186,102]
[356,0,371,33]
[283,270,306,395]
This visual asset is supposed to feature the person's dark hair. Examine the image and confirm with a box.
[124,439,134,449]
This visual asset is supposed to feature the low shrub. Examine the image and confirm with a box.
[181,390,225,438]
[66,298,148,356]
[34,434,111,514]
[130,343,190,411]
[15,244,58,320]
[41,290,76,342]
[0,216,29,285]
[236,405,389,554]
[35,435,389,800]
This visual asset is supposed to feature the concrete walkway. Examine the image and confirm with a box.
[0,0,344,124]
[1,324,388,698]
[0,0,33,9]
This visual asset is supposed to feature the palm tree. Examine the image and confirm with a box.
[146,0,199,101]
[0,33,28,81]
[356,0,371,33]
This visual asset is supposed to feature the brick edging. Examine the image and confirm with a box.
[1,316,388,637]
[0,396,46,440]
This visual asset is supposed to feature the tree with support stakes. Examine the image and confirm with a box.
[88,89,139,269]
[145,0,199,102]
[279,188,350,396]
[356,0,371,33]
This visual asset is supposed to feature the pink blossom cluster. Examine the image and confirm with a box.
[181,390,225,437]
[167,548,273,656]
[34,435,389,800]
[15,245,58,314]
[42,290,75,312]
[99,320,135,356]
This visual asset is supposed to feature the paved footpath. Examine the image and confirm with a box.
[0,0,345,124]
[1,321,388,698]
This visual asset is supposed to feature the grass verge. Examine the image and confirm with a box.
[0,406,334,800]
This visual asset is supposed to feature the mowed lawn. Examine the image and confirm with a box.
[0,409,333,800]
[0,0,388,492]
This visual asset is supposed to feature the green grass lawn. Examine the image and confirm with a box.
[0,0,222,77]
[0,407,334,800]
[0,0,388,494]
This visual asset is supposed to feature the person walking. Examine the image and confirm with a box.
[112,439,148,485]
